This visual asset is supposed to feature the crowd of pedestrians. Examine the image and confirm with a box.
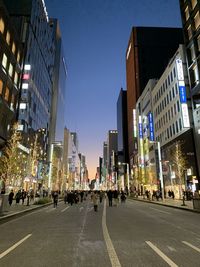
[8,189,35,206]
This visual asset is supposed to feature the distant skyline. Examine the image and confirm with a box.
[45,0,182,178]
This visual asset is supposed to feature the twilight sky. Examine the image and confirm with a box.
[45,0,182,179]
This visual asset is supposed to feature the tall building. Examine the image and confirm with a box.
[0,1,23,149]
[117,88,128,164]
[126,27,184,167]
[4,0,55,154]
[136,45,198,197]
[107,130,118,176]
[48,18,67,147]
[179,0,200,179]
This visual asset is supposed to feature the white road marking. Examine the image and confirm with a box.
[0,234,32,259]
[79,207,84,212]
[102,200,121,267]
[167,246,177,252]
[61,206,70,213]
[182,241,200,253]
[150,207,171,214]
[146,241,178,267]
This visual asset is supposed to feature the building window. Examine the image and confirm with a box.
[194,12,200,30]
[14,72,18,85]
[17,52,20,63]
[2,53,7,70]
[169,90,172,101]
[173,123,175,135]
[170,126,172,137]
[177,100,180,112]
[179,118,182,131]
[6,31,10,45]
[176,121,179,133]
[193,64,199,84]
[0,18,5,33]
[175,83,178,95]
[185,6,189,21]
[12,42,16,54]
[173,67,176,78]
[174,103,176,115]
[172,87,175,98]
[191,0,197,10]
[0,79,3,94]
[187,25,192,40]
[8,63,13,77]
[10,94,15,111]
[4,87,9,101]
[190,45,195,61]
[197,35,200,51]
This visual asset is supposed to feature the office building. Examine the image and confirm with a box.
[126,26,184,166]
[0,1,23,149]
[117,88,128,164]
[179,0,200,181]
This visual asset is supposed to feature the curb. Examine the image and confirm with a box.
[0,201,54,224]
[128,197,200,213]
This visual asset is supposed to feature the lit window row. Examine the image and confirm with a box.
[0,17,21,63]
[1,53,19,85]
[0,78,16,110]
[156,119,182,144]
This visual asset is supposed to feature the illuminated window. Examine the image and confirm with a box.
[14,72,18,84]
[2,53,7,69]
[10,94,15,111]
[190,45,195,61]
[185,6,189,21]
[194,12,200,30]
[193,64,199,84]
[12,42,16,54]
[6,31,10,45]
[17,52,20,63]
[187,25,192,40]
[197,35,200,51]
[4,87,9,101]
[0,79,3,94]
[8,63,13,77]
[191,0,197,9]
[0,18,5,33]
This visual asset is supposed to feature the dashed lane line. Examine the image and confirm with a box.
[145,241,178,267]
[61,206,70,213]
[102,200,121,267]
[0,234,32,259]
[182,241,200,253]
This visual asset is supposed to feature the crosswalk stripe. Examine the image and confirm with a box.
[145,241,178,267]
[182,241,200,253]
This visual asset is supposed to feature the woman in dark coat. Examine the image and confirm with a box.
[8,190,14,206]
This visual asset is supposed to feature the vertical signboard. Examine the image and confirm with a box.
[148,112,155,141]
[176,59,190,128]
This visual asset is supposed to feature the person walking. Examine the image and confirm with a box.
[107,190,113,207]
[92,191,98,212]
[8,189,14,206]
[52,191,58,208]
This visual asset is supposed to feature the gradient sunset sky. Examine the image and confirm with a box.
[45,0,182,179]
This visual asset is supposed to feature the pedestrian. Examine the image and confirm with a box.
[21,189,26,204]
[107,190,113,207]
[99,191,104,203]
[8,189,14,206]
[15,190,21,204]
[92,191,98,212]
[52,191,58,208]
[113,190,119,206]
[121,191,126,203]
[64,190,68,204]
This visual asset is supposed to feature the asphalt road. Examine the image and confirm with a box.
[0,197,200,267]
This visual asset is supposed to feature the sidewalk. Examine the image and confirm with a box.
[0,198,53,223]
[129,195,200,213]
